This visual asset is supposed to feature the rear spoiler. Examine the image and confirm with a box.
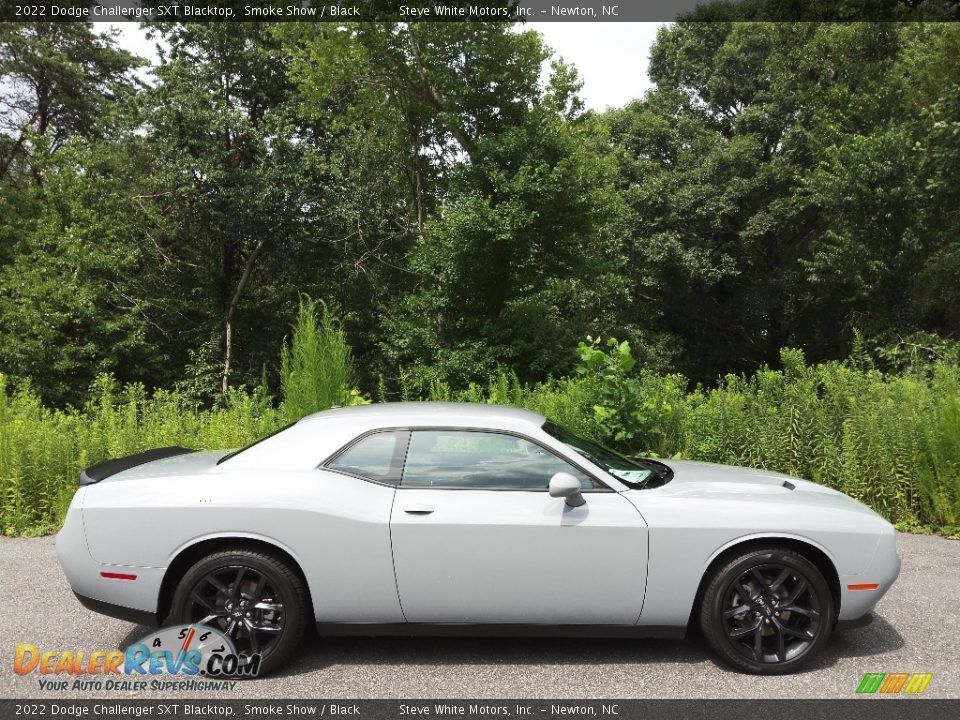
[79,447,195,486]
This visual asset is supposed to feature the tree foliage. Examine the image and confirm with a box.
[1,19,959,404]
[603,21,960,383]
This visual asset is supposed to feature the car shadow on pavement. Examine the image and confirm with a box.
[272,634,712,679]
[279,613,905,679]
[822,615,905,659]
[115,614,904,680]
[118,624,155,648]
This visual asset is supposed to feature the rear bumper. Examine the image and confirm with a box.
[73,593,157,627]
[56,488,165,623]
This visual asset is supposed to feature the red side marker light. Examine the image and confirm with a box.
[100,571,137,581]
[847,583,879,591]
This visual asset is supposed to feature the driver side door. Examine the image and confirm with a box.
[389,429,648,625]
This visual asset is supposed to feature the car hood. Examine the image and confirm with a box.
[649,459,879,516]
[664,459,825,490]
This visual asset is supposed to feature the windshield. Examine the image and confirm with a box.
[542,421,654,488]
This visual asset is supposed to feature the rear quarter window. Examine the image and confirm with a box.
[326,430,408,484]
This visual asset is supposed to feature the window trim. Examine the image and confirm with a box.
[322,426,613,492]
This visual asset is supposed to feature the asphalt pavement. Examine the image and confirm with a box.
[1,533,957,699]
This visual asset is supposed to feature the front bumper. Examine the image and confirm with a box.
[837,527,901,621]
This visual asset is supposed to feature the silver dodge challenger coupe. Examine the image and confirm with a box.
[56,403,900,675]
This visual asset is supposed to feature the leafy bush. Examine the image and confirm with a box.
[573,336,686,456]
[435,339,960,535]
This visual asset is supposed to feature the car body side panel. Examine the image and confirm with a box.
[80,470,404,623]
[625,489,893,626]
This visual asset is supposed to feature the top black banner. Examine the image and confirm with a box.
[0,0,958,22]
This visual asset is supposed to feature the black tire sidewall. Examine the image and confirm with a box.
[170,550,308,677]
[700,547,835,675]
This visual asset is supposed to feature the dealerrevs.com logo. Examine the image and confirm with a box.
[856,673,934,695]
[13,624,259,692]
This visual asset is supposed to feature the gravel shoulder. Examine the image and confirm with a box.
[1,533,957,699]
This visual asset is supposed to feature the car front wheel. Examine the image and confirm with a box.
[169,549,309,677]
[699,546,835,674]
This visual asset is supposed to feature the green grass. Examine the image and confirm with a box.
[1,320,959,536]
[0,373,283,535]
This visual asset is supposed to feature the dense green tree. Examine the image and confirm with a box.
[0,22,139,180]
[2,19,960,406]
[133,22,316,395]
[605,22,960,383]
[276,24,427,388]
[0,138,164,405]
[379,98,624,389]
[804,24,960,339]
[0,23,146,405]
[286,23,628,391]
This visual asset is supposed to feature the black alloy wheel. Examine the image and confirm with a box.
[170,549,309,676]
[188,564,285,657]
[700,547,835,674]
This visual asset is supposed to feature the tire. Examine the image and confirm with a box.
[699,546,835,675]
[169,549,309,677]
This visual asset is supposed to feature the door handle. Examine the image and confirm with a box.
[402,504,434,515]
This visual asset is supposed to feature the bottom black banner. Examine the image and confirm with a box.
[0,700,955,720]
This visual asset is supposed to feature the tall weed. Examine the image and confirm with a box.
[280,297,360,422]
[2,331,959,535]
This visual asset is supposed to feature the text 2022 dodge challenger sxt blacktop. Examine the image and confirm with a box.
[56,402,900,675]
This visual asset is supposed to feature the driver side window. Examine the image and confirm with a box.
[401,430,596,490]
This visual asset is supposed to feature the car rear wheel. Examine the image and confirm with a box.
[699,546,834,674]
[169,549,309,677]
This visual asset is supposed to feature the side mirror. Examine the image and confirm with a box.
[549,472,586,508]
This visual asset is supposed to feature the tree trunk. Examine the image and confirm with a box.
[222,320,232,394]
[220,238,265,393]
